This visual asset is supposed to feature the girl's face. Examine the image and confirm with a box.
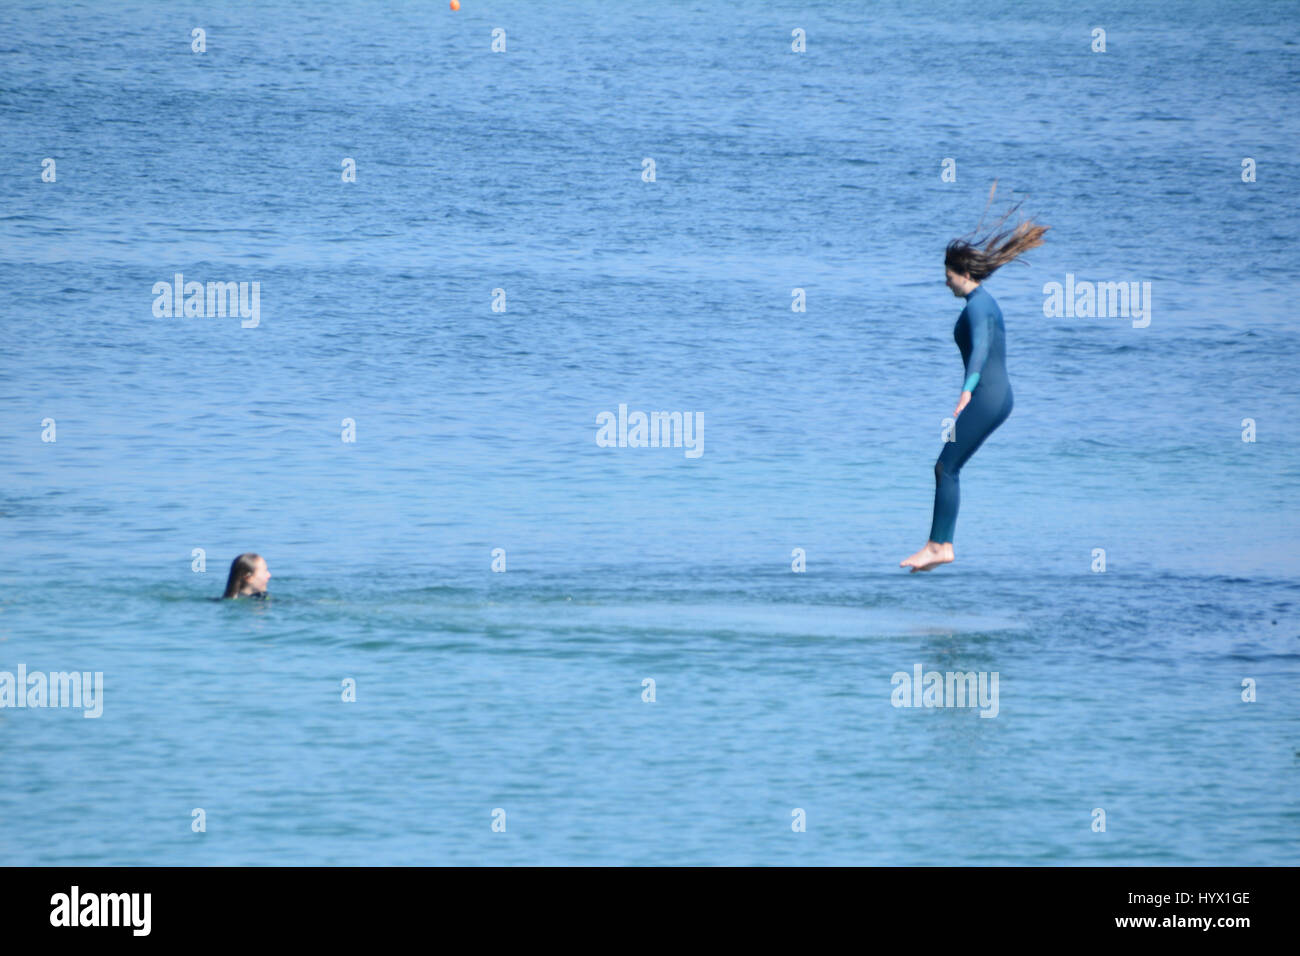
[945,267,972,297]
[247,557,271,592]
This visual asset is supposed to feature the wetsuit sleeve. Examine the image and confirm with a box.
[962,301,991,392]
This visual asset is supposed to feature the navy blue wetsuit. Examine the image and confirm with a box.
[929,284,1014,543]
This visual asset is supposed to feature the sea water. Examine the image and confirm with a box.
[0,0,1297,864]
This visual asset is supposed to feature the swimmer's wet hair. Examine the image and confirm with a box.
[222,552,262,599]
[946,181,1049,282]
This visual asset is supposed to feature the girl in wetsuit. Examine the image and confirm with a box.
[900,200,1048,572]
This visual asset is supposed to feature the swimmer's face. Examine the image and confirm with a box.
[248,557,271,592]
[945,267,971,297]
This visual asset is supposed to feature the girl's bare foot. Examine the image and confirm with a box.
[899,541,954,572]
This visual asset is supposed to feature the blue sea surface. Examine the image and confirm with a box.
[0,0,1297,865]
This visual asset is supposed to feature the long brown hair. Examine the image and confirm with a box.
[945,181,1049,281]
[222,552,262,599]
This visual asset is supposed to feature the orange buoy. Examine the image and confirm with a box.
[450,0,460,9]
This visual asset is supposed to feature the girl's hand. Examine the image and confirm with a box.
[954,391,971,417]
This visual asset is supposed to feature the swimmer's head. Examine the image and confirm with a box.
[222,552,270,598]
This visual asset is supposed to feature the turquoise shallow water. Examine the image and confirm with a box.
[1,0,1298,864]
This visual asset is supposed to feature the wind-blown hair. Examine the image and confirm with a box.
[222,552,262,599]
[945,182,1049,281]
